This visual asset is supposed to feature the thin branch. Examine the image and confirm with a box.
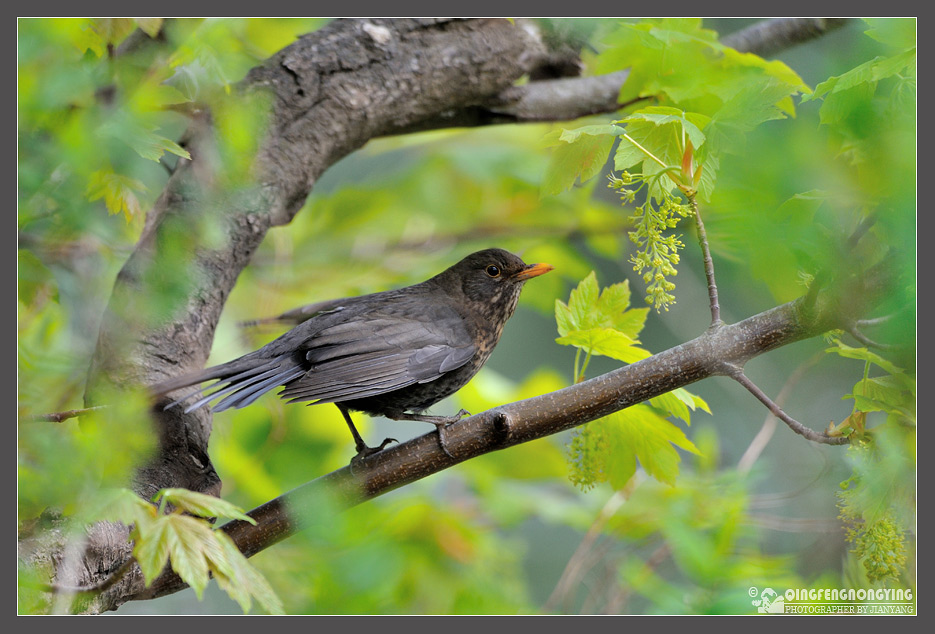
[545,489,628,612]
[856,314,894,328]
[720,18,851,58]
[737,351,825,473]
[43,557,137,596]
[745,514,843,533]
[603,542,670,615]
[847,324,898,351]
[26,406,107,423]
[689,195,722,326]
[729,370,849,446]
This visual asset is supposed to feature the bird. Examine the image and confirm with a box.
[151,248,553,460]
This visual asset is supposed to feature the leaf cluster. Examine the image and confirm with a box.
[542,19,809,309]
[555,272,708,489]
[101,488,283,613]
[824,340,915,586]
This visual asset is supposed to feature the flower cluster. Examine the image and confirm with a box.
[608,173,692,311]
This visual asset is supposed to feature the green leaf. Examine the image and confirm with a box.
[557,124,625,143]
[542,130,615,195]
[863,18,916,49]
[603,405,701,487]
[96,488,159,528]
[846,376,915,420]
[211,533,285,614]
[133,517,173,586]
[649,387,711,424]
[624,107,709,150]
[98,114,191,163]
[598,18,807,126]
[614,116,679,174]
[85,168,148,222]
[706,78,804,153]
[695,151,719,202]
[162,514,218,599]
[555,271,599,336]
[804,48,915,126]
[556,327,652,363]
[825,340,905,377]
[555,272,651,362]
[155,488,257,525]
[613,114,701,201]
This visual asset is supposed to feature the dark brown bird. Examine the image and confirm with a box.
[152,248,553,459]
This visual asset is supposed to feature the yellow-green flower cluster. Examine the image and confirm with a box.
[609,174,692,311]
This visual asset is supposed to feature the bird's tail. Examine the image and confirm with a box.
[151,354,305,414]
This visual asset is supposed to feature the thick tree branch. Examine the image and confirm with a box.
[391,18,853,134]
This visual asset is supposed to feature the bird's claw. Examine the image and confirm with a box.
[435,423,455,459]
[349,436,398,471]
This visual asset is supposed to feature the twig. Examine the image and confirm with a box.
[846,213,877,250]
[737,351,825,473]
[689,195,722,326]
[27,406,107,423]
[856,315,894,328]
[603,542,670,614]
[847,324,898,351]
[746,514,843,533]
[43,557,137,596]
[544,489,628,613]
[729,369,849,446]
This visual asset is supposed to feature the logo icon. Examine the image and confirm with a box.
[750,587,785,613]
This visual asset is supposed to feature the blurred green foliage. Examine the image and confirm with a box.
[18,18,914,615]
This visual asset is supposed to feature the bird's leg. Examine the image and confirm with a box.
[337,405,396,461]
[387,409,471,458]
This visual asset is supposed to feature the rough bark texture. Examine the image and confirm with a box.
[19,18,859,614]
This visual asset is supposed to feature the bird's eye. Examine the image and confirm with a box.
[485,265,501,278]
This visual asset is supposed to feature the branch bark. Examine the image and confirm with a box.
[21,17,860,613]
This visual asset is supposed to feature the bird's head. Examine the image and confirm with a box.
[437,248,553,322]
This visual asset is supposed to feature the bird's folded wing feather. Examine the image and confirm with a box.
[279,314,475,404]
[157,303,476,412]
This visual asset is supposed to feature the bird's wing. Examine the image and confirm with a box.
[160,301,476,413]
[278,309,476,404]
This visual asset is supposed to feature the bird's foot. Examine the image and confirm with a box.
[431,411,471,459]
[434,422,455,459]
[349,436,397,471]
[390,409,470,459]
[395,408,471,426]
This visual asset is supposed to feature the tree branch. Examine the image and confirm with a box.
[737,350,826,473]
[728,370,849,446]
[688,195,722,327]
[27,406,107,423]
[719,18,851,58]
[391,18,854,134]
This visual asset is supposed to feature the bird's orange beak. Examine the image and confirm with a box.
[514,262,554,280]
